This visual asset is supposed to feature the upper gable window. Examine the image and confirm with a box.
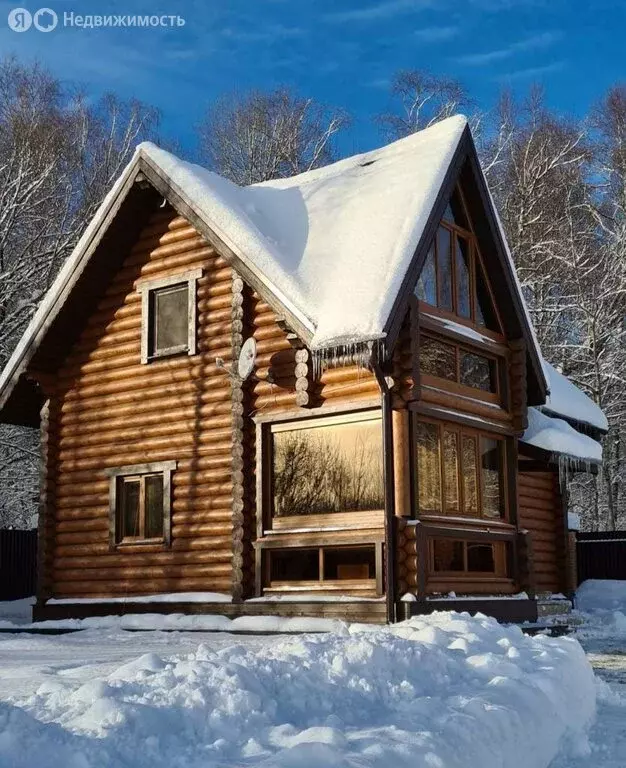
[415,189,501,333]
[136,269,202,364]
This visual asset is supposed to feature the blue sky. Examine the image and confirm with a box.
[1,0,624,158]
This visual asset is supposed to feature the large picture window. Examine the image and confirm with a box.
[415,189,501,333]
[415,419,506,520]
[268,411,384,529]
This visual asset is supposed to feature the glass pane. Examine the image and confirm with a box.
[433,539,464,571]
[460,351,497,393]
[420,336,456,381]
[462,436,478,516]
[467,543,495,573]
[120,479,140,538]
[145,474,164,539]
[153,284,189,353]
[437,227,453,311]
[481,437,505,518]
[270,549,319,582]
[416,244,437,305]
[324,546,376,580]
[442,203,455,224]
[475,261,500,332]
[416,421,441,514]
[455,236,471,318]
[272,419,384,517]
[443,430,459,513]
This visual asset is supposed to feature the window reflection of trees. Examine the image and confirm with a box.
[273,422,384,517]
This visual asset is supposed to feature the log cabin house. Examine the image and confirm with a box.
[0,116,607,624]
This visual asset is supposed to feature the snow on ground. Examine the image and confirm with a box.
[0,606,594,768]
[549,579,626,767]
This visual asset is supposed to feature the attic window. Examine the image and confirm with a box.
[415,189,501,333]
[137,269,202,364]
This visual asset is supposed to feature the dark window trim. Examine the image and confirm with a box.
[419,331,504,406]
[106,460,177,548]
[412,413,509,524]
[136,269,202,364]
[415,184,504,335]
[258,408,384,535]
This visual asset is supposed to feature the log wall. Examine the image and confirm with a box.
[43,205,385,601]
[517,466,565,594]
[48,207,235,598]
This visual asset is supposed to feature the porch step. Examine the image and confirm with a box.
[398,597,538,624]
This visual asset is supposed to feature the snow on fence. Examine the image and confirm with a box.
[0,529,37,600]
[577,531,626,583]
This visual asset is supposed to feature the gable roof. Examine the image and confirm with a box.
[0,115,549,425]
[139,116,470,349]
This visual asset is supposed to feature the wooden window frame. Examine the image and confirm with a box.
[105,460,176,548]
[413,414,509,524]
[257,407,385,535]
[264,542,384,597]
[136,269,202,364]
[416,185,504,336]
[428,538,509,578]
[419,331,503,406]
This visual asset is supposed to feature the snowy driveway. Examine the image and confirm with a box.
[550,642,626,766]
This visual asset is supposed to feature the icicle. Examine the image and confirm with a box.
[553,453,599,490]
[311,338,383,378]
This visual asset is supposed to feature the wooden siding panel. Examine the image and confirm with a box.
[518,469,565,593]
[49,208,235,598]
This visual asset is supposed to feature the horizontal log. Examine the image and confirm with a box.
[59,336,233,381]
[59,357,233,396]
[58,416,234,449]
[54,549,232,570]
[57,428,233,461]
[319,380,380,399]
[253,391,299,410]
[319,366,377,385]
[60,382,234,416]
[57,442,232,474]
[53,577,233,596]
[54,563,232,582]
[54,535,233,558]
[60,398,233,430]
[56,518,108,533]
[172,522,233,538]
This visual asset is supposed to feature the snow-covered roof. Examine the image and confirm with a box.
[139,116,469,348]
[541,360,608,433]
[521,407,602,464]
[0,114,549,421]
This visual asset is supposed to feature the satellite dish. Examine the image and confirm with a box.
[237,337,257,381]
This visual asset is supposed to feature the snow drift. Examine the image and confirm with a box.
[1,612,595,768]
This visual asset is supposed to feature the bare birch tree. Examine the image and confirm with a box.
[0,57,159,528]
[197,88,349,184]
[376,69,472,139]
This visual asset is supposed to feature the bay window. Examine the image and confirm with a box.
[415,419,507,521]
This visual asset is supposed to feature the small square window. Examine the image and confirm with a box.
[106,461,176,547]
[137,269,202,364]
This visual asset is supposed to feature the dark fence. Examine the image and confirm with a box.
[0,529,37,600]
[577,531,626,584]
